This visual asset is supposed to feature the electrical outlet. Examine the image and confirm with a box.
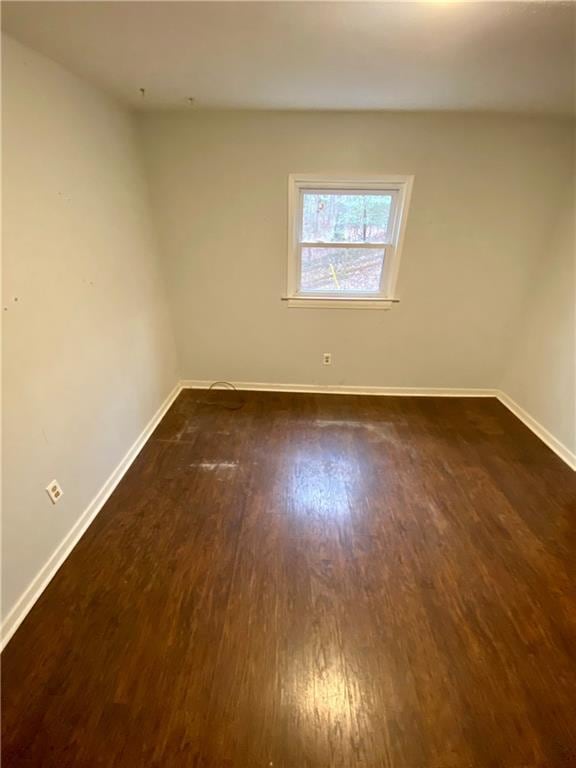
[323,352,332,366]
[46,480,63,505]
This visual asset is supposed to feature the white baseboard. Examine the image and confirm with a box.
[1,382,183,651]
[180,379,498,398]
[497,391,576,471]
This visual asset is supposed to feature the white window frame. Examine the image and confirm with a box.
[285,174,414,309]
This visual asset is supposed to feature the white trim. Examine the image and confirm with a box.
[286,173,414,305]
[285,297,397,309]
[300,241,389,249]
[181,379,497,398]
[497,391,576,471]
[1,382,183,651]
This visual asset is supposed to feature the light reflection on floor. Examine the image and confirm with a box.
[286,451,360,519]
[285,655,354,730]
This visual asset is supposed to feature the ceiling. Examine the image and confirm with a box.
[2,1,575,114]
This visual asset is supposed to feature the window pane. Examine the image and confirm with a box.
[300,247,385,294]
[301,192,392,243]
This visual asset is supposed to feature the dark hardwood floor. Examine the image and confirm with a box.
[2,390,576,767]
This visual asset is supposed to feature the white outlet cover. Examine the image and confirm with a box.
[46,479,64,504]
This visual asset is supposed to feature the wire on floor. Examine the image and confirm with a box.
[198,381,245,411]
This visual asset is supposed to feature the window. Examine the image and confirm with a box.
[286,175,413,308]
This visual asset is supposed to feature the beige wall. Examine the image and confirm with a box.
[138,111,573,393]
[500,167,575,456]
[2,37,179,622]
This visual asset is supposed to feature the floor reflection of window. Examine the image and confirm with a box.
[288,454,358,519]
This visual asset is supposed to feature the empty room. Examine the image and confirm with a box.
[1,1,575,766]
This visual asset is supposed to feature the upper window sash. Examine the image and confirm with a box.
[296,187,399,247]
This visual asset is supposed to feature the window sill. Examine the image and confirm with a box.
[283,297,399,310]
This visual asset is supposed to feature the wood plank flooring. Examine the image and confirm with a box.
[2,390,576,767]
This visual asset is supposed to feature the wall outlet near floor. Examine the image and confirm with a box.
[323,352,332,366]
[46,480,63,505]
